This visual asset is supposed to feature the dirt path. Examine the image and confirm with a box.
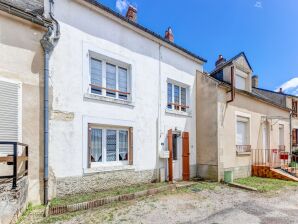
[22,184,298,224]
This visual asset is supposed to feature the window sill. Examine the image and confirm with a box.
[165,108,192,117]
[84,93,135,107]
[84,165,135,175]
[236,152,251,156]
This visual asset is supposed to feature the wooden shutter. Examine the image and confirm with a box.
[182,132,190,181]
[292,100,298,117]
[129,127,133,165]
[0,80,19,156]
[293,129,297,146]
[167,129,173,182]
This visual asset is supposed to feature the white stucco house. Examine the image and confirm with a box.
[46,0,206,197]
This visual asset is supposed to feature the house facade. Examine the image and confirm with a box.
[45,0,205,198]
[196,53,291,181]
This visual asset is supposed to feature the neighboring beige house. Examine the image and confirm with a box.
[197,52,291,181]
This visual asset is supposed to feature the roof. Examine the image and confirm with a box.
[82,0,207,63]
[254,87,298,99]
[0,0,44,15]
[202,73,289,111]
[210,52,253,75]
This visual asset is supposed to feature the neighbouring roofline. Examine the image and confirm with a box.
[210,52,253,75]
[200,72,290,112]
[254,87,298,99]
[79,0,207,64]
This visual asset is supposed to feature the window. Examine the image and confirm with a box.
[89,126,129,164]
[236,116,249,145]
[172,134,178,160]
[279,124,284,145]
[235,75,246,90]
[292,100,298,117]
[167,82,188,112]
[90,57,130,100]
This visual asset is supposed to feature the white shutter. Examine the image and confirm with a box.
[0,80,19,156]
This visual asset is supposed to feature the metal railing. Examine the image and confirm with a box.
[236,145,251,154]
[252,148,298,177]
[0,142,28,189]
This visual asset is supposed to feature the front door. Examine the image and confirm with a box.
[172,133,182,180]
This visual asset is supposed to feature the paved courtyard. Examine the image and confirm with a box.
[22,184,298,224]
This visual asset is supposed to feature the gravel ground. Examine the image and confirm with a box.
[21,184,298,224]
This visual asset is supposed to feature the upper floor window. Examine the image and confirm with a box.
[292,100,298,117]
[167,82,188,112]
[90,57,130,100]
[235,74,246,90]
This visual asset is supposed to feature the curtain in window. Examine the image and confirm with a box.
[119,130,128,161]
[167,83,172,109]
[181,87,186,112]
[90,58,102,94]
[106,64,116,97]
[174,85,180,110]
[118,67,128,100]
[106,130,116,161]
[91,128,102,162]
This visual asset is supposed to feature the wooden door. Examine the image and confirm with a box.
[168,129,173,182]
[182,132,190,181]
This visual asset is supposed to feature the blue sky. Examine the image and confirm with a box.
[98,0,298,91]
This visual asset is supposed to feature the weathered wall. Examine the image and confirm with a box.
[218,88,291,180]
[46,0,203,197]
[0,177,28,224]
[196,72,219,180]
[0,11,45,203]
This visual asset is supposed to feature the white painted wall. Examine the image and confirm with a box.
[47,0,203,178]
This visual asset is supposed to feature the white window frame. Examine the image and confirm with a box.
[235,74,246,90]
[279,124,285,146]
[89,54,131,101]
[89,125,129,167]
[235,112,251,147]
[167,80,189,112]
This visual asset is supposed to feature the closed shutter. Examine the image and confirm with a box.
[0,80,20,156]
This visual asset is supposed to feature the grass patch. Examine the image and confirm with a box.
[17,203,45,224]
[50,182,167,207]
[234,177,298,192]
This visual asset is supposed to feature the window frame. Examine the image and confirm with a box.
[235,74,246,90]
[89,125,129,167]
[89,54,131,101]
[167,81,189,112]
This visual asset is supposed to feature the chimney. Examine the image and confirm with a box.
[215,54,226,67]
[126,5,137,22]
[252,75,259,88]
[165,27,174,42]
[279,88,283,93]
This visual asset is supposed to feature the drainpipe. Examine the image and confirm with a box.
[40,0,60,205]
[290,111,293,154]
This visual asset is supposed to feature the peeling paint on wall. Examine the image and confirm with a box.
[51,110,74,121]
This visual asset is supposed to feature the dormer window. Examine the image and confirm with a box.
[235,74,246,90]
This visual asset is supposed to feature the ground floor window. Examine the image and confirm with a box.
[236,116,251,153]
[89,126,129,164]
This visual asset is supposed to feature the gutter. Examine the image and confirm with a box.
[0,1,51,27]
[40,0,60,205]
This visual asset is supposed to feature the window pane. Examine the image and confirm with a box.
[172,134,178,160]
[90,58,102,95]
[118,67,128,100]
[106,130,117,161]
[181,87,186,112]
[235,75,246,90]
[91,128,102,162]
[119,130,128,161]
[167,83,172,109]
[174,85,180,110]
[106,63,116,97]
[237,121,247,145]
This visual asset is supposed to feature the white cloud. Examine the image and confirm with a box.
[254,1,263,8]
[116,0,129,13]
[275,77,298,96]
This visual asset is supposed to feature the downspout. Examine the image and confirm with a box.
[290,111,293,154]
[227,66,235,103]
[40,0,60,205]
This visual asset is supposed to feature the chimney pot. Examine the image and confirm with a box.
[165,27,174,43]
[215,54,226,67]
[252,75,259,88]
[126,5,137,22]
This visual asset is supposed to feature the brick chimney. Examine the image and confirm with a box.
[126,5,137,22]
[165,27,174,42]
[252,75,259,88]
[215,54,226,67]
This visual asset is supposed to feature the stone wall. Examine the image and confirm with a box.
[0,177,28,224]
[55,169,158,198]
